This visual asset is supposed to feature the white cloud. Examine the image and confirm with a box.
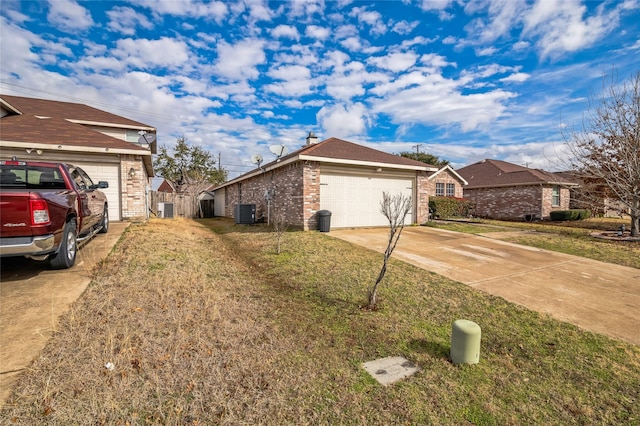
[420,0,455,11]
[46,0,94,32]
[501,72,530,83]
[523,0,618,59]
[214,39,266,80]
[372,72,516,131]
[340,36,362,51]
[350,6,387,35]
[264,64,313,97]
[419,53,454,70]
[305,25,330,40]
[106,6,154,36]
[476,46,498,56]
[112,37,191,70]
[368,52,417,72]
[392,20,419,35]
[317,103,370,138]
[271,24,300,40]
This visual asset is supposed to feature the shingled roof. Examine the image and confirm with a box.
[0,94,154,152]
[457,159,579,189]
[216,137,437,189]
[298,137,433,168]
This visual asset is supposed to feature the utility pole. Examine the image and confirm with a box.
[218,152,221,171]
[412,144,422,154]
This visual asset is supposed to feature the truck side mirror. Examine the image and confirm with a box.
[98,181,109,189]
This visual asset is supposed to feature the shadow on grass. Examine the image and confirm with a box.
[408,338,450,360]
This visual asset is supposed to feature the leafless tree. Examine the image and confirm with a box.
[563,70,640,236]
[367,192,412,309]
[272,203,288,255]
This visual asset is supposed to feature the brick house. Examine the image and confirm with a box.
[426,165,468,198]
[213,134,463,230]
[0,94,156,220]
[457,159,579,220]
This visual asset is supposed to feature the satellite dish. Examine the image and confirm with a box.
[251,153,263,166]
[137,132,157,152]
[269,144,289,160]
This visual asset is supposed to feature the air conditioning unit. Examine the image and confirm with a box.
[158,202,174,218]
[234,203,256,224]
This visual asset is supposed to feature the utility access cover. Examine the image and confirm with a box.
[362,356,420,386]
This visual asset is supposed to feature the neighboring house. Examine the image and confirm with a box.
[426,164,468,198]
[457,159,579,220]
[156,178,175,193]
[554,171,631,218]
[213,134,441,230]
[0,94,156,220]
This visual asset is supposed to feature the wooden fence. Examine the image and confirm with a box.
[149,191,200,219]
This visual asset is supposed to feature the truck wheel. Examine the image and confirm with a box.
[49,219,77,269]
[98,205,109,234]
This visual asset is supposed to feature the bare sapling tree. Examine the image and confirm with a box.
[272,202,288,254]
[563,70,640,236]
[367,191,412,309]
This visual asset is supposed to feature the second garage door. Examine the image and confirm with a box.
[319,172,414,228]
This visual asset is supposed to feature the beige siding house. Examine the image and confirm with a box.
[0,94,156,220]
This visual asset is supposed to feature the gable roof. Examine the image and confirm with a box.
[457,159,579,189]
[0,94,154,154]
[427,164,468,186]
[215,137,437,190]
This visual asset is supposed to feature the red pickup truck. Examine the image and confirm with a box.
[0,159,109,269]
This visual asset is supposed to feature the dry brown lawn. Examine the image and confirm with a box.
[1,218,639,425]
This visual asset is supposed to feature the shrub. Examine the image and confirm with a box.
[429,197,474,219]
[549,209,592,221]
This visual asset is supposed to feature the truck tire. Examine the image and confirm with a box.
[98,205,109,234]
[49,219,77,269]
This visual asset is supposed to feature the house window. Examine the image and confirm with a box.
[436,182,444,196]
[552,185,560,206]
[125,130,140,142]
[446,183,455,197]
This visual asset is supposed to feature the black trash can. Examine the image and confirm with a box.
[317,210,332,232]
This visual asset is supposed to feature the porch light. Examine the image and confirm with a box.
[128,167,136,179]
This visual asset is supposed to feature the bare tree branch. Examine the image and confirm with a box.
[367,192,412,309]
[562,70,640,236]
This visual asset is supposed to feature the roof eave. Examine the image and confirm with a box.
[67,119,156,132]
[299,154,436,171]
[428,165,469,185]
[465,181,580,189]
[0,140,151,156]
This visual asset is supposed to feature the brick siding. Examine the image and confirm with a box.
[464,185,571,220]
[223,160,434,229]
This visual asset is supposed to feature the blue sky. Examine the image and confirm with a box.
[1,0,638,178]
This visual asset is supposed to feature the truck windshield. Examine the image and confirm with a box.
[0,165,66,190]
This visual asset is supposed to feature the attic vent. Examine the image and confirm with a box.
[35,115,51,119]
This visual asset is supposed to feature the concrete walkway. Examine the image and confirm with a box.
[330,226,640,346]
[0,222,128,407]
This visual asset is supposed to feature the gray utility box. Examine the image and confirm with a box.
[158,202,174,218]
[235,203,256,224]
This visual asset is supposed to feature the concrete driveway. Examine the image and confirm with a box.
[330,226,640,346]
[0,222,128,406]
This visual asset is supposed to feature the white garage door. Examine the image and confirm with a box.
[320,173,414,228]
[73,163,121,221]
